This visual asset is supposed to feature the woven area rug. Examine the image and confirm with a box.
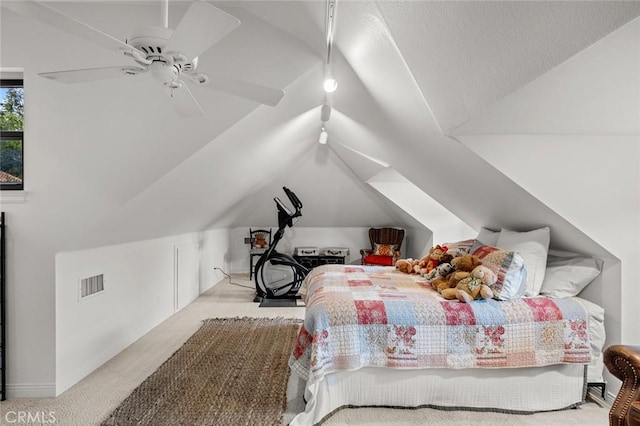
[101,317,301,426]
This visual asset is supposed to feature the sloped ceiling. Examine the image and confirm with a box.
[1,0,639,254]
[453,15,640,136]
[374,1,640,134]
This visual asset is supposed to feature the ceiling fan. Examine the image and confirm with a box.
[3,0,285,116]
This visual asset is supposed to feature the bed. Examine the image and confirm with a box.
[288,263,605,425]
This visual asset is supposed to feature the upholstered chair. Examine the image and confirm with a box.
[360,227,405,266]
[604,345,640,426]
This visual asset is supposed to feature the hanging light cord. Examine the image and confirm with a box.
[326,0,337,66]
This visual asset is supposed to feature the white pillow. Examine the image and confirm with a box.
[496,227,550,297]
[475,227,500,246]
[540,251,602,298]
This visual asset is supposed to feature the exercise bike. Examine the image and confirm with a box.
[254,187,309,301]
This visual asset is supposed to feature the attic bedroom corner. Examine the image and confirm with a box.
[0,1,638,425]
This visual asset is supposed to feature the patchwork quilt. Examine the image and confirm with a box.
[289,265,592,384]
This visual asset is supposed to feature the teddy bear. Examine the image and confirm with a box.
[395,258,416,274]
[441,265,497,303]
[431,254,482,294]
[419,244,449,275]
[451,254,482,274]
[253,233,268,248]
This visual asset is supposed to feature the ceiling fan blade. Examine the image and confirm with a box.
[39,66,146,84]
[164,83,205,117]
[197,75,285,107]
[3,0,141,55]
[164,1,240,60]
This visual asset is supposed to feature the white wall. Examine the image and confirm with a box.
[54,228,231,396]
[404,227,433,261]
[55,232,204,395]
[200,228,232,291]
[0,208,56,398]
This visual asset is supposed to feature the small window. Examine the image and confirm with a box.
[0,79,24,190]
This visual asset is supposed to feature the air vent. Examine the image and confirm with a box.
[80,274,104,299]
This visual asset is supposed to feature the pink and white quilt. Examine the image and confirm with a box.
[289,264,592,384]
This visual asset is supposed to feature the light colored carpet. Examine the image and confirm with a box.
[0,275,609,425]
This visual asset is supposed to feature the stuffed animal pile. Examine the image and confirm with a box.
[440,265,497,303]
[395,244,497,303]
[430,254,481,294]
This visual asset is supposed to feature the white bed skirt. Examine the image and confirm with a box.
[289,364,587,425]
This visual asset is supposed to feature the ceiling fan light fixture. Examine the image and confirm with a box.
[149,61,178,84]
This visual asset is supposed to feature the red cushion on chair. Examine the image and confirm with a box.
[363,254,394,266]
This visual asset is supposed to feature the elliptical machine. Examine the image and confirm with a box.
[254,187,309,301]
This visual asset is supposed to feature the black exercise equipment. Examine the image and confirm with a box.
[254,187,309,301]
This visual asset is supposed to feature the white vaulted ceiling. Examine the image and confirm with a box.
[0,0,638,252]
[375,0,640,133]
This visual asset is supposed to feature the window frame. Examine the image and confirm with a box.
[0,79,24,191]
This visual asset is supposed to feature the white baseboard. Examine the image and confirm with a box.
[587,387,614,408]
[6,383,56,398]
